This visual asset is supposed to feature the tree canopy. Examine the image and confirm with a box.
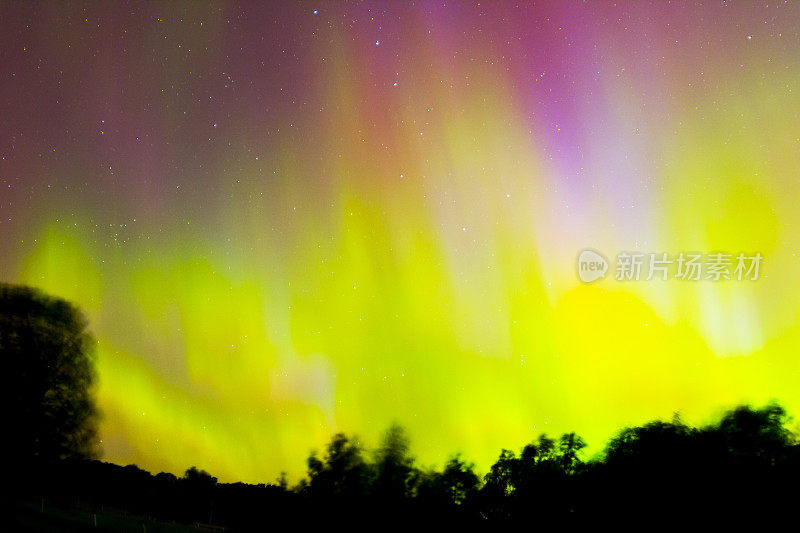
[1,283,99,466]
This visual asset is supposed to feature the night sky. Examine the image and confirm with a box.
[2,1,800,483]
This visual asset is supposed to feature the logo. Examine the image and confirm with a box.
[575,250,762,282]
[577,249,608,283]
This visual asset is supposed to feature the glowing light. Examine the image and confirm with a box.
[5,2,800,484]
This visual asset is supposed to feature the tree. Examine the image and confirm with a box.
[428,455,479,506]
[182,467,218,524]
[480,449,516,521]
[712,402,794,467]
[1,284,99,466]
[183,466,218,486]
[483,448,516,497]
[373,424,415,501]
[557,432,586,474]
[305,433,371,500]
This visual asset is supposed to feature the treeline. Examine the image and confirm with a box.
[6,284,800,526]
[18,403,800,528]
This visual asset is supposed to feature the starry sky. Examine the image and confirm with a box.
[2,1,800,483]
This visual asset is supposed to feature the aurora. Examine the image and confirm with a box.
[2,1,799,485]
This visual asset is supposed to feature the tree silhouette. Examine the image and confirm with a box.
[12,403,800,528]
[417,455,479,506]
[305,432,371,500]
[713,402,793,467]
[557,432,586,474]
[183,466,218,524]
[183,466,218,486]
[373,423,415,501]
[1,283,99,470]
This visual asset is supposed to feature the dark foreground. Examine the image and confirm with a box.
[12,403,800,530]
